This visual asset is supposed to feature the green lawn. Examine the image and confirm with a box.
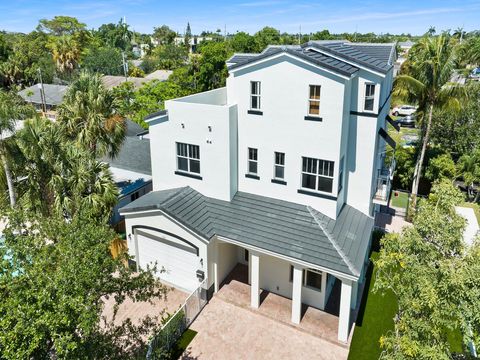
[170,329,197,359]
[461,202,480,224]
[391,190,409,209]
[348,252,397,360]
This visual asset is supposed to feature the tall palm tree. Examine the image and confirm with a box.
[58,71,126,158]
[393,33,465,204]
[0,90,34,207]
[48,35,81,75]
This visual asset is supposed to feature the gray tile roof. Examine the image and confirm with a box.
[121,187,373,277]
[18,84,68,106]
[227,45,359,77]
[125,119,146,137]
[228,41,396,76]
[305,41,396,74]
[102,136,151,175]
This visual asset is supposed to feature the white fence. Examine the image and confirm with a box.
[146,279,208,359]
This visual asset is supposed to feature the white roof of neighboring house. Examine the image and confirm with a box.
[101,75,149,89]
[455,206,480,247]
[0,120,24,140]
[18,84,68,106]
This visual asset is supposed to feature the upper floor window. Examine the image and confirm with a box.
[274,152,285,179]
[308,85,321,116]
[364,84,375,111]
[250,81,261,110]
[301,157,334,193]
[248,148,258,174]
[338,156,345,194]
[176,142,200,174]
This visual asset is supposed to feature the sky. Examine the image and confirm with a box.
[0,0,479,36]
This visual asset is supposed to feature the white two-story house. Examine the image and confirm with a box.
[120,40,397,343]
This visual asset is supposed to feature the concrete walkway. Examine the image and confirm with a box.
[185,296,349,360]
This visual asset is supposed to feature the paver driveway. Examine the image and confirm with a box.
[184,297,349,360]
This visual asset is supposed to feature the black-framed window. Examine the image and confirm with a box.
[364,83,375,111]
[308,85,321,116]
[176,142,200,174]
[274,152,285,179]
[248,148,258,174]
[338,156,345,194]
[250,81,261,110]
[301,157,334,193]
[289,266,322,291]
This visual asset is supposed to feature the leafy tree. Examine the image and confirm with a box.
[311,30,333,40]
[375,180,479,359]
[394,33,465,205]
[151,44,188,70]
[253,27,281,51]
[152,25,176,45]
[230,32,256,53]
[58,71,126,158]
[197,41,229,91]
[0,90,35,208]
[129,65,145,77]
[0,33,10,62]
[0,209,168,359]
[82,47,123,76]
[430,86,480,159]
[96,20,132,51]
[425,153,456,182]
[37,15,86,36]
[392,146,417,190]
[184,22,192,48]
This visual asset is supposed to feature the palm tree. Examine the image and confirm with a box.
[16,118,119,218]
[393,33,465,205]
[48,35,81,75]
[456,150,480,202]
[0,90,34,207]
[58,71,126,158]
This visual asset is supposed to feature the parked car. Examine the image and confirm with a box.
[396,114,416,128]
[392,105,417,116]
[469,67,480,81]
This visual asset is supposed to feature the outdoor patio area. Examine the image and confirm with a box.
[102,283,189,327]
[215,263,351,347]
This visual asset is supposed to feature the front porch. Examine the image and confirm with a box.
[216,263,348,346]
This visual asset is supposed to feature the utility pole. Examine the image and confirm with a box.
[122,52,128,82]
[37,68,47,114]
[299,25,302,44]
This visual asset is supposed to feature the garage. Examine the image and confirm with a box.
[135,229,201,292]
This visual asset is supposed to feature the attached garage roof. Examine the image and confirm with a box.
[121,187,373,278]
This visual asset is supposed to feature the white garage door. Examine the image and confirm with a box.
[136,231,200,292]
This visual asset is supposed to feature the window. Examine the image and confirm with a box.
[176,142,200,174]
[250,81,261,110]
[305,269,322,290]
[301,157,334,193]
[364,84,375,111]
[244,249,249,262]
[248,148,258,174]
[289,266,322,291]
[338,156,345,194]
[308,85,321,116]
[274,152,285,179]
[130,192,140,202]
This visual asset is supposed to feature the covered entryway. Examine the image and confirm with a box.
[134,227,201,292]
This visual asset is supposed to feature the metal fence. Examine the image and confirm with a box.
[146,279,208,359]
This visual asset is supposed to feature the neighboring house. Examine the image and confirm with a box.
[18,83,68,120]
[395,40,415,76]
[174,36,212,53]
[101,70,172,90]
[120,40,397,343]
[103,120,153,230]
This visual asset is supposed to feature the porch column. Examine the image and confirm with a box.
[351,281,358,310]
[250,251,260,309]
[338,279,352,343]
[213,241,219,293]
[291,265,303,324]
